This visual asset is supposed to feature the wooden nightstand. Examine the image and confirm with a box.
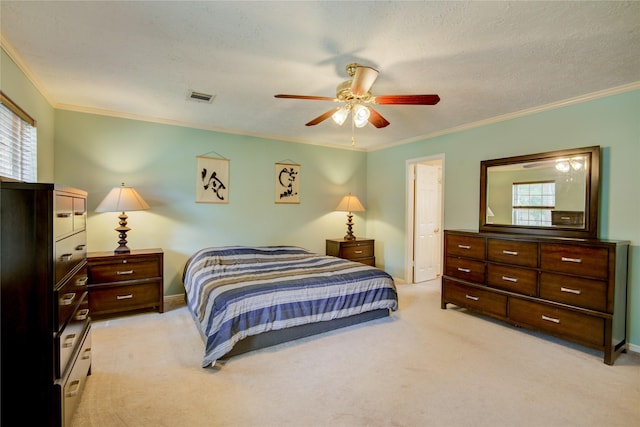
[87,248,163,316]
[326,238,375,266]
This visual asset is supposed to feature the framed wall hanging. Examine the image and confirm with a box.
[197,155,229,203]
[275,162,300,204]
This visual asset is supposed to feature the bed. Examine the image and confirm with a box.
[182,245,398,367]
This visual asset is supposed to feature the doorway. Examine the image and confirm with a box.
[405,155,444,284]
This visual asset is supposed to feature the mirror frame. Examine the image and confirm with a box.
[479,146,600,239]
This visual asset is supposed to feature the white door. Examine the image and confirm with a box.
[414,163,441,283]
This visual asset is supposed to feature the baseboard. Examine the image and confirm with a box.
[164,293,186,308]
[628,342,640,354]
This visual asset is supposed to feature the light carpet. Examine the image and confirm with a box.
[70,280,640,427]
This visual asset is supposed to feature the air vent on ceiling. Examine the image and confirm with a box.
[187,90,215,103]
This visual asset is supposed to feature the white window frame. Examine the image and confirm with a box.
[1,91,37,182]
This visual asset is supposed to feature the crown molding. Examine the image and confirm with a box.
[371,81,640,152]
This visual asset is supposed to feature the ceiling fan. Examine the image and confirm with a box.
[275,63,440,129]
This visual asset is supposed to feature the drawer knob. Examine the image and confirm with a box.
[57,212,72,218]
[457,267,471,273]
[501,276,518,283]
[75,308,89,321]
[465,294,479,301]
[81,347,91,360]
[116,270,134,275]
[561,256,582,264]
[63,333,76,348]
[66,379,81,397]
[502,250,519,256]
[541,315,560,324]
[76,276,88,287]
[59,293,76,306]
[60,253,73,261]
[560,287,582,295]
[458,244,471,249]
[117,294,134,300]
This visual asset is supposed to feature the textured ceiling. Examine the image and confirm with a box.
[1,1,639,151]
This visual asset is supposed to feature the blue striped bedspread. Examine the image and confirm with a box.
[182,246,398,367]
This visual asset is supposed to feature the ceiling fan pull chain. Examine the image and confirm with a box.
[351,116,356,146]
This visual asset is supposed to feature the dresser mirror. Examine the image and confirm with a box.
[479,146,600,238]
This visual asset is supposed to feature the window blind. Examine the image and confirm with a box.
[0,91,37,182]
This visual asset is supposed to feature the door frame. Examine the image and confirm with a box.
[405,154,445,284]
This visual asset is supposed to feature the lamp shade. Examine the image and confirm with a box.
[335,194,365,212]
[96,183,150,212]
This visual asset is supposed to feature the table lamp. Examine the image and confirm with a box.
[335,194,365,240]
[96,182,150,254]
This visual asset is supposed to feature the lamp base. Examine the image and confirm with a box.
[114,244,131,254]
[344,212,356,240]
[114,211,132,254]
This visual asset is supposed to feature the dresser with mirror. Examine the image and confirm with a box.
[441,146,629,365]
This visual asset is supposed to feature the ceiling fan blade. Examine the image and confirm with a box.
[275,94,336,102]
[350,66,379,96]
[367,107,390,128]
[305,108,340,126]
[373,94,440,105]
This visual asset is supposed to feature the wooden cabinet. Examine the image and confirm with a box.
[1,182,91,426]
[87,248,164,316]
[326,238,375,266]
[441,230,629,365]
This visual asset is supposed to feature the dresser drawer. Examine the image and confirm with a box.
[442,278,507,318]
[54,194,87,239]
[540,272,607,312]
[487,239,538,267]
[540,244,608,279]
[89,256,161,284]
[55,265,88,331]
[445,256,486,283]
[340,241,374,259]
[487,263,537,296]
[509,298,604,348]
[89,280,161,315]
[56,294,89,378]
[56,324,92,427]
[55,231,87,284]
[446,234,485,260]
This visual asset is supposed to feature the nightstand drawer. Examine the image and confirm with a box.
[89,281,161,315]
[89,256,161,283]
[341,242,373,259]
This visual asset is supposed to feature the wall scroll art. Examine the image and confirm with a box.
[197,156,229,203]
[275,162,300,204]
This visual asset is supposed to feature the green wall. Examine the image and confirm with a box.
[1,48,55,181]
[53,111,367,295]
[367,89,640,348]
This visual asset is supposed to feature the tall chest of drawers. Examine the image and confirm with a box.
[442,229,629,365]
[1,182,91,426]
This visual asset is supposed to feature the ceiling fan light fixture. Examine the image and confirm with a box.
[353,104,370,128]
[332,106,349,126]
